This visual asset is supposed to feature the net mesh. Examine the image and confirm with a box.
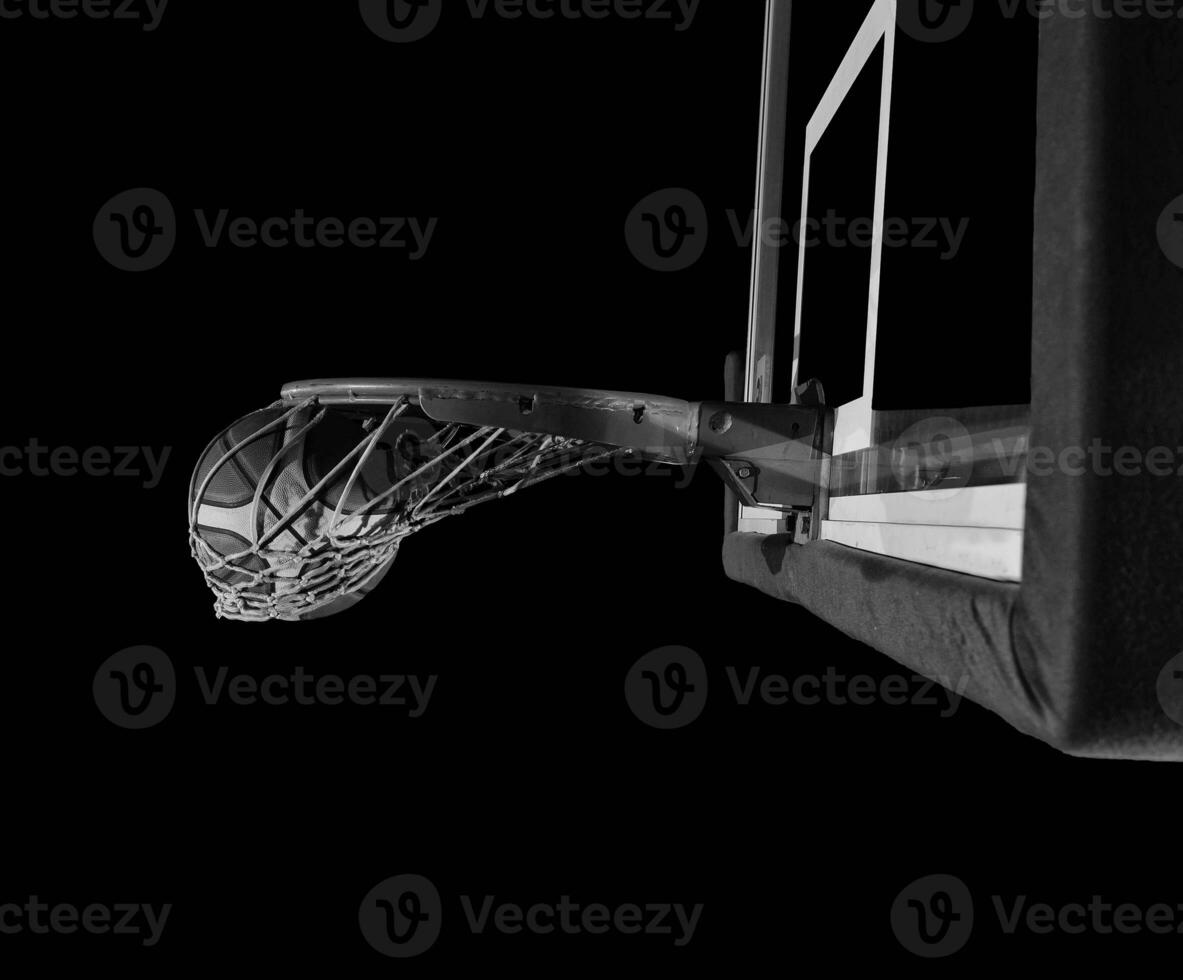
[189,396,623,622]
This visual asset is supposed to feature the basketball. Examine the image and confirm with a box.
[189,404,436,621]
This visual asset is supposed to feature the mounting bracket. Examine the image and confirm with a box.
[692,401,831,540]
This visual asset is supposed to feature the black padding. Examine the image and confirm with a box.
[1017,7,1183,758]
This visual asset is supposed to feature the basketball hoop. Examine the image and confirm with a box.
[190,378,828,621]
[189,392,626,621]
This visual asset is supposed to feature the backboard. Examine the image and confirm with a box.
[727,1,1183,758]
[740,0,1037,581]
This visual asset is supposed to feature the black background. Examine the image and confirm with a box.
[1,0,1179,969]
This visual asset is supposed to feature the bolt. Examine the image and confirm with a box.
[710,411,733,434]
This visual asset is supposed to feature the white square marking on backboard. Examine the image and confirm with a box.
[736,2,1026,585]
[792,0,896,455]
[741,0,899,525]
[754,354,771,404]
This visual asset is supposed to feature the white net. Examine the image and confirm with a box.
[189,396,624,621]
